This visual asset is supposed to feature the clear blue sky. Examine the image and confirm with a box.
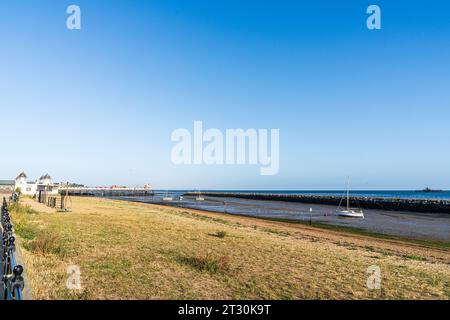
[1,0,449,190]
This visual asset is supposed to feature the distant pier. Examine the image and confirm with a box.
[185,192,450,214]
[60,187,153,197]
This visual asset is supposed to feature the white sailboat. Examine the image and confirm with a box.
[337,179,364,218]
[195,190,204,201]
[162,190,173,201]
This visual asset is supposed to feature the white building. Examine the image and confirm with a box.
[15,172,59,196]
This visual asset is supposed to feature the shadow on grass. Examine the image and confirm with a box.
[176,252,231,274]
[24,230,70,258]
[208,230,227,238]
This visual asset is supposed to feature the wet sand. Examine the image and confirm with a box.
[119,195,450,242]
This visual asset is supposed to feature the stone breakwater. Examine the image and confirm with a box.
[185,192,450,214]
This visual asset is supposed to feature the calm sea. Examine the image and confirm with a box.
[155,190,450,200]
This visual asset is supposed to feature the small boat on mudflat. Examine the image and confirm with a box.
[162,190,173,201]
[196,190,205,201]
[337,179,364,218]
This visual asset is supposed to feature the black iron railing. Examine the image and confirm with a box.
[1,196,24,300]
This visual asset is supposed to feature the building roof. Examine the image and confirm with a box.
[16,172,27,179]
[39,174,52,180]
[0,180,15,186]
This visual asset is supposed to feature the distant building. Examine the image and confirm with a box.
[15,172,59,196]
[0,180,15,192]
[12,171,152,197]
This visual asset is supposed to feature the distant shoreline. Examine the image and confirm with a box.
[184,192,450,214]
[152,189,450,201]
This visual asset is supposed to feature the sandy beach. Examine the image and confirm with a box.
[9,196,450,299]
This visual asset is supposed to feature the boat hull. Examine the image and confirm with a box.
[337,210,364,218]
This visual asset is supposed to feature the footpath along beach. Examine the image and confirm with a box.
[10,196,450,299]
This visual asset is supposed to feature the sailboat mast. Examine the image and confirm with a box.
[346,177,350,210]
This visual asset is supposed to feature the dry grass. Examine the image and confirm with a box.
[25,231,68,257]
[210,230,228,238]
[9,197,450,300]
[177,252,231,274]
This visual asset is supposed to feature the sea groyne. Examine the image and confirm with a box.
[184,192,450,214]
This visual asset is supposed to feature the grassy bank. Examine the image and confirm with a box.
[248,216,450,250]
[10,197,450,299]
